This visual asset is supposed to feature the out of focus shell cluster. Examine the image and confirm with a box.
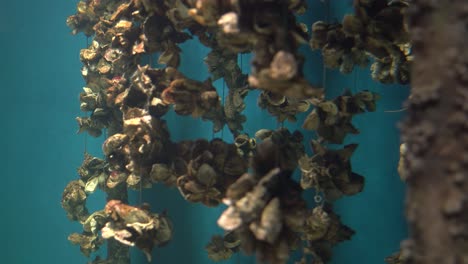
[62,0,411,263]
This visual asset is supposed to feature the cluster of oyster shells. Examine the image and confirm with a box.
[62,154,107,223]
[311,0,411,84]
[302,90,380,144]
[160,72,225,126]
[67,210,108,258]
[234,133,257,159]
[299,140,365,201]
[253,128,306,172]
[218,139,308,264]
[258,91,312,123]
[296,205,355,263]
[175,139,247,207]
[205,231,241,261]
[205,45,251,135]
[101,108,171,189]
[221,1,321,97]
[62,180,89,223]
[101,200,173,262]
[61,0,400,263]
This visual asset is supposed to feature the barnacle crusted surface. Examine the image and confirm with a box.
[399,1,468,264]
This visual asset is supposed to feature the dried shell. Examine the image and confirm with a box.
[196,163,217,187]
[107,171,128,189]
[255,129,273,140]
[80,49,98,61]
[115,20,132,29]
[270,51,298,81]
[249,197,282,243]
[97,59,112,75]
[104,48,122,63]
[223,231,241,249]
[318,101,338,115]
[103,133,129,156]
[304,207,330,241]
[126,173,141,187]
[296,101,310,112]
[218,206,243,231]
[226,173,256,201]
[302,110,320,130]
[150,163,174,183]
[234,134,250,148]
[85,176,99,193]
[218,12,239,33]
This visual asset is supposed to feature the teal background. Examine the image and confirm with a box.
[0,0,407,263]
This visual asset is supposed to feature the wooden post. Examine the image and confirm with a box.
[402,1,468,263]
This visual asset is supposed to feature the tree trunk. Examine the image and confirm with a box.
[402,1,468,264]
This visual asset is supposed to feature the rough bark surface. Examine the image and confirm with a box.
[402,1,468,264]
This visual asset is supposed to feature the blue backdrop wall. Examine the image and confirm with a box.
[0,0,407,263]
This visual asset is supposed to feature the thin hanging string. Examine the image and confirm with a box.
[83,37,89,157]
[221,80,226,139]
[321,0,330,95]
[240,53,243,70]
[353,68,357,94]
[321,62,327,93]
[313,0,331,204]
[139,178,143,204]
[83,126,88,156]
[102,128,107,159]
[317,0,330,144]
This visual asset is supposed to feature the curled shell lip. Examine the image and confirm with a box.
[161,87,175,104]
[223,231,241,248]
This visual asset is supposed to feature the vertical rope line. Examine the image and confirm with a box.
[322,0,330,94]
[139,178,143,204]
[221,80,226,139]
[318,0,330,145]
[84,37,89,157]
[240,53,243,70]
[353,69,357,94]
[84,129,88,156]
